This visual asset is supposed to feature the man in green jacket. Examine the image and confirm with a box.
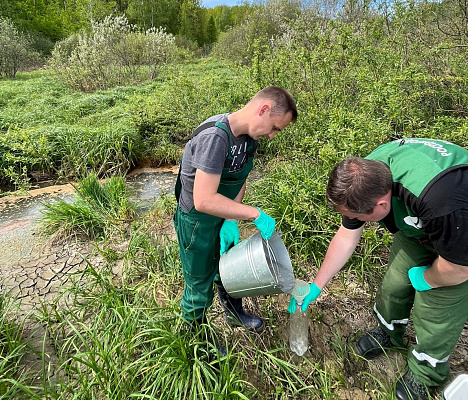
[289,138,468,400]
[175,87,297,353]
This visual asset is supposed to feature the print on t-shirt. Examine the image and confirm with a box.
[229,142,249,173]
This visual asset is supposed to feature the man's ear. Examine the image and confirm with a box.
[259,104,270,116]
[376,192,391,211]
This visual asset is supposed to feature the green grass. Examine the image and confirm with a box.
[0,291,42,399]
[2,189,433,399]
[40,174,135,239]
[0,59,248,191]
[1,38,459,397]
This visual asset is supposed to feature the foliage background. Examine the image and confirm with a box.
[1,0,468,398]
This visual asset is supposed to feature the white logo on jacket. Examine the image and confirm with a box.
[404,216,423,229]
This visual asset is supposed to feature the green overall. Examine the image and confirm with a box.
[366,139,468,386]
[174,121,256,321]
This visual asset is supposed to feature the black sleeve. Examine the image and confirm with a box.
[342,215,365,230]
[420,168,468,266]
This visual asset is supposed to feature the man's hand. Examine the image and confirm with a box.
[287,283,322,313]
[219,220,240,255]
[408,266,433,291]
[253,208,275,239]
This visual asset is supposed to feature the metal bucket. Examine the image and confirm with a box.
[219,231,295,298]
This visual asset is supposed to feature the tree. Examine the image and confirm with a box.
[126,0,183,34]
[179,0,204,45]
[206,15,218,43]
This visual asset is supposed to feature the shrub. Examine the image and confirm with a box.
[49,16,178,92]
[0,18,40,78]
[128,61,253,165]
[212,0,300,65]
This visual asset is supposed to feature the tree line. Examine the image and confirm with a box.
[0,0,257,53]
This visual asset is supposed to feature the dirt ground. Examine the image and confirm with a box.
[1,178,467,399]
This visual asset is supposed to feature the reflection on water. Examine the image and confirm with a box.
[0,169,178,229]
[126,171,177,213]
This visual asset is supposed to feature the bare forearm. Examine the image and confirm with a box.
[193,171,259,220]
[195,192,259,221]
[314,225,363,289]
[424,257,468,288]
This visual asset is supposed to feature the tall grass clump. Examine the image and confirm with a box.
[246,160,338,262]
[0,292,41,399]
[39,251,359,399]
[47,124,142,178]
[124,229,181,282]
[40,174,134,239]
[0,73,144,191]
[39,258,251,399]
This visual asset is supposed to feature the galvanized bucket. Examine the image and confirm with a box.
[219,231,295,298]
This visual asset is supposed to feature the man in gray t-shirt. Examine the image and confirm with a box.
[178,113,256,213]
[174,87,297,354]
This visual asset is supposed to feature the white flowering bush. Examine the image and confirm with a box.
[49,16,176,91]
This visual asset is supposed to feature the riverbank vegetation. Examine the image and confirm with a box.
[1,0,468,398]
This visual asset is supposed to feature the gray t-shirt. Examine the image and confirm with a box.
[178,113,255,212]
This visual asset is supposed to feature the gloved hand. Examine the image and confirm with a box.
[287,283,322,313]
[253,207,275,239]
[219,220,240,255]
[408,266,433,291]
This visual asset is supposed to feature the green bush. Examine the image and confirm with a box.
[128,61,253,165]
[212,1,300,65]
[242,9,468,161]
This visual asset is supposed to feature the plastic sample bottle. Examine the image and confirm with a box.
[289,279,310,356]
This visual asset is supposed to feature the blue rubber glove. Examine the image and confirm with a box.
[287,283,322,313]
[219,220,240,255]
[253,207,275,239]
[408,266,433,291]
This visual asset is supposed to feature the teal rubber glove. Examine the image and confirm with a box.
[253,207,275,239]
[287,283,322,313]
[219,220,240,255]
[408,266,433,291]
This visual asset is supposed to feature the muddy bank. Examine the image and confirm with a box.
[0,167,178,380]
[0,167,178,305]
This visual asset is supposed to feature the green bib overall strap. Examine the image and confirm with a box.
[175,121,256,202]
[175,121,230,202]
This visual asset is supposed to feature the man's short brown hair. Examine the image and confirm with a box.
[253,86,297,122]
[326,157,392,214]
